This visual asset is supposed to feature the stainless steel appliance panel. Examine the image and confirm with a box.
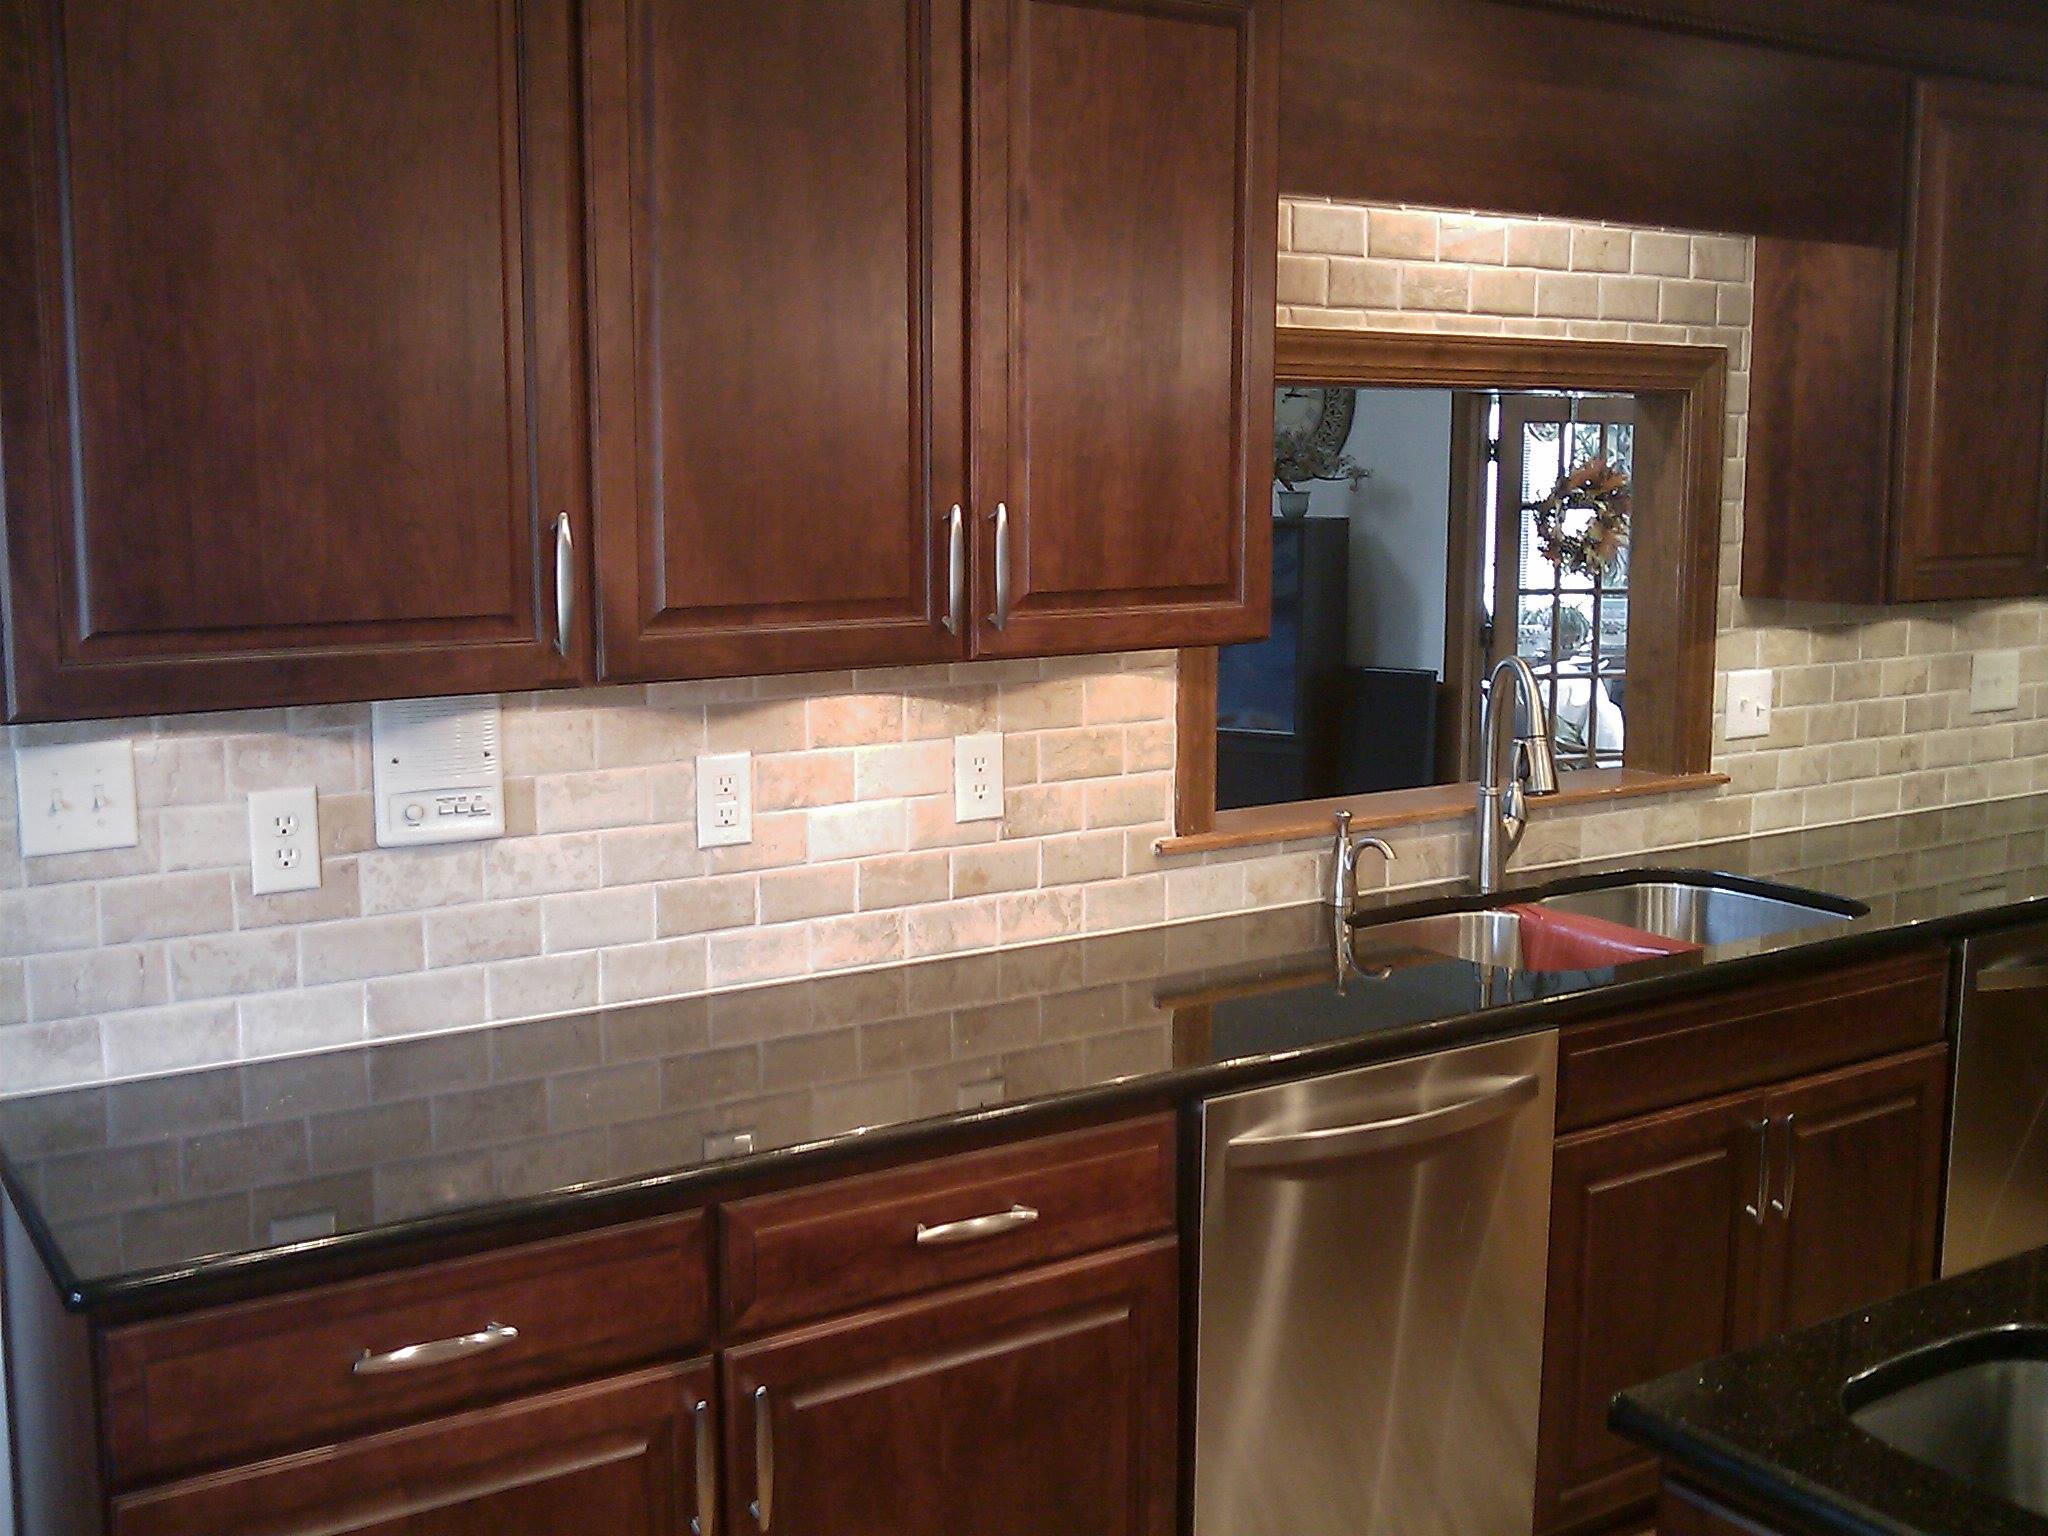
[1194,1030,1558,1536]
[1947,926,2048,1275]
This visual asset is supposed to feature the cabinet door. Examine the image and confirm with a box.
[111,1363,713,1536]
[968,0,1277,657]
[1757,1045,1948,1337]
[584,0,967,680]
[0,0,590,721]
[1536,1096,1765,1535]
[723,1241,1177,1536]
[1894,79,2048,601]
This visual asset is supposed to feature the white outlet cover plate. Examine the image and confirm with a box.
[15,738,138,858]
[248,786,322,895]
[696,751,752,849]
[955,732,1004,822]
[1971,650,2021,714]
[1725,669,1772,741]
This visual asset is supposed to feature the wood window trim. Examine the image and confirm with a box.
[1169,327,1729,854]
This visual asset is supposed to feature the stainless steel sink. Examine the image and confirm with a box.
[1362,910,1528,970]
[1532,878,1857,947]
[1848,1328,2048,1517]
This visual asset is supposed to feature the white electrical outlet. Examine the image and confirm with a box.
[248,787,321,895]
[1726,669,1773,741]
[696,751,752,849]
[14,738,138,858]
[955,732,1004,822]
[1972,649,2021,713]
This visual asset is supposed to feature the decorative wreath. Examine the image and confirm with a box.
[1532,456,1631,580]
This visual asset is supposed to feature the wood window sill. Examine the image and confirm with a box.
[1154,768,1729,857]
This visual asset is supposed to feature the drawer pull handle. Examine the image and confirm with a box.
[752,1384,774,1532]
[351,1322,519,1376]
[692,1396,717,1536]
[914,1204,1040,1247]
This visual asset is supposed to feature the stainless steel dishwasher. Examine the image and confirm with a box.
[1946,922,2048,1275]
[1194,1030,1558,1536]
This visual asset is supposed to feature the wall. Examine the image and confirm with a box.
[1341,388,1453,675]
[5,198,2048,1094]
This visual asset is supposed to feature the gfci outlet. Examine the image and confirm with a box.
[248,786,321,895]
[696,751,752,848]
[1726,669,1772,741]
[955,732,1004,822]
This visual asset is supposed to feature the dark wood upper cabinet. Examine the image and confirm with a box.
[583,0,968,680]
[1746,78,2048,604]
[722,1241,1178,1536]
[0,0,592,721]
[968,0,1275,658]
[1892,79,2048,601]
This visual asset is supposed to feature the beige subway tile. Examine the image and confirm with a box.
[758,862,856,924]
[487,952,599,1020]
[357,845,485,915]
[807,693,903,749]
[1291,202,1366,255]
[594,704,703,768]
[0,886,98,957]
[0,1019,104,1092]
[28,944,167,1020]
[534,769,652,833]
[483,834,602,898]
[300,914,425,985]
[1082,875,1165,932]
[1660,279,1719,324]
[1438,216,1506,265]
[655,874,758,936]
[224,731,360,794]
[101,1000,238,1078]
[1505,222,1571,269]
[700,700,804,754]
[1569,226,1631,272]
[158,804,251,872]
[233,861,363,929]
[854,740,951,800]
[998,677,1086,732]
[1471,268,1537,316]
[597,825,703,887]
[706,811,808,873]
[906,897,999,959]
[1165,864,1246,919]
[904,687,996,740]
[1083,670,1172,725]
[951,842,1038,899]
[1327,257,1400,309]
[1398,263,1470,311]
[858,851,950,910]
[998,887,1084,944]
[502,706,594,776]
[808,802,904,862]
[19,818,160,885]
[94,872,232,944]
[132,737,226,808]
[420,900,541,968]
[810,911,905,972]
[1042,830,1124,886]
[1691,235,1749,281]
[1367,208,1437,260]
[366,968,487,1038]
[755,750,854,810]
[707,925,808,988]
[1276,253,1328,305]
[1003,782,1085,838]
[1534,272,1600,319]
[541,887,653,953]
[1244,852,1320,907]
[1631,231,1691,277]
[166,930,297,1001]
[1037,726,1125,782]
[240,983,366,1055]
[1084,774,1171,830]
[600,937,709,1004]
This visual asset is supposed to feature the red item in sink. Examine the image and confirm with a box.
[1504,903,1702,970]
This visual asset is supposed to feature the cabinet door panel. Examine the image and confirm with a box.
[1895,79,2048,600]
[1536,1097,1762,1535]
[585,0,965,679]
[724,1241,1177,1536]
[1760,1045,1948,1336]
[970,0,1275,656]
[111,1364,710,1536]
[0,0,588,719]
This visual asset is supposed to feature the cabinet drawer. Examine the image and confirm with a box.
[1556,949,1948,1132]
[101,1213,708,1485]
[719,1116,1175,1335]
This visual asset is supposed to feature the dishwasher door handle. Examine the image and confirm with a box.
[1226,1073,1540,1172]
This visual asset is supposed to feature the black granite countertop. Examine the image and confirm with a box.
[7,798,2048,1318]
[1613,1247,2048,1536]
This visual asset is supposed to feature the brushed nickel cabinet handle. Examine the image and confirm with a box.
[553,512,574,657]
[915,1204,1040,1247]
[692,1396,717,1536]
[1772,1113,1798,1218]
[1744,1118,1771,1224]
[989,501,1010,629]
[352,1321,518,1376]
[751,1384,773,1532]
[942,503,965,635]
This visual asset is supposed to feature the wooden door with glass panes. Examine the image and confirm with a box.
[1490,395,1636,770]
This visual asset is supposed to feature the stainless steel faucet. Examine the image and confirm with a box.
[1474,655,1561,894]
[1329,807,1396,914]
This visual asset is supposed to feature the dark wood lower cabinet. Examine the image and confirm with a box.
[1536,1044,1949,1536]
[109,1362,712,1536]
[722,1240,1178,1536]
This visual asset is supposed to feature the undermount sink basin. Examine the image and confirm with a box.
[1357,906,1696,975]
[1365,910,1531,969]
[1847,1327,2048,1518]
[1532,877,1860,947]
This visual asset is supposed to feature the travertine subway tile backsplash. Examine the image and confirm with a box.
[4,200,2048,1092]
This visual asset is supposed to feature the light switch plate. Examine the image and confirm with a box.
[1971,650,2021,714]
[14,738,138,858]
[955,732,1004,822]
[696,751,752,848]
[1725,669,1772,741]
[248,786,321,895]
